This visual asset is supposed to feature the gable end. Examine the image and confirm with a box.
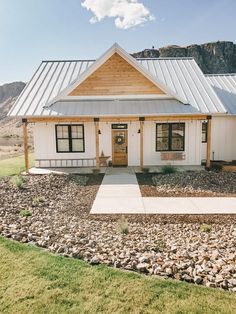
[69,53,165,96]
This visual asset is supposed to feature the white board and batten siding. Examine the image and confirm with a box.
[97,120,202,166]
[144,120,202,166]
[33,122,141,167]
[210,116,236,162]
[34,123,96,167]
[34,120,202,167]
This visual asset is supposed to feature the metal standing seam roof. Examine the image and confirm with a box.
[8,57,226,117]
[206,74,236,114]
[46,99,199,117]
[139,58,226,114]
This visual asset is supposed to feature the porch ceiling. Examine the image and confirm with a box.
[40,99,199,117]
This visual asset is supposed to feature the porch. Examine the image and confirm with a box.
[22,113,212,173]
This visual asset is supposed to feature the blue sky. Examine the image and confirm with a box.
[0,0,235,84]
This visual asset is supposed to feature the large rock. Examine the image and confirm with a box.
[132,41,236,74]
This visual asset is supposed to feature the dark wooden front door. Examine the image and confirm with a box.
[112,130,128,166]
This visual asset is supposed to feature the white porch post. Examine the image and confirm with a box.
[206,115,212,168]
[22,118,29,173]
[94,118,100,168]
[139,117,145,169]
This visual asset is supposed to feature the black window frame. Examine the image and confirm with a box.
[202,121,208,143]
[55,124,85,153]
[156,123,185,152]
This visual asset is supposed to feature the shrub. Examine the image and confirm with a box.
[200,224,212,233]
[69,175,88,186]
[210,162,223,171]
[152,239,166,252]
[92,169,100,175]
[32,196,45,206]
[142,167,149,174]
[19,209,32,217]
[11,174,24,189]
[161,165,177,175]
[117,218,129,235]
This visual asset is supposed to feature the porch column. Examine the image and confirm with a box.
[139,117,145,169]
[94,118,100,168]
[206,115,212,168]
[22,118,29,173]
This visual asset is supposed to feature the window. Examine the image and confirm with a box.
[55,125,84,153]
[202,121,208,143]
[156,123,185,151]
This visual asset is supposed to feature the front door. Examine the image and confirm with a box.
[112,130,128,166]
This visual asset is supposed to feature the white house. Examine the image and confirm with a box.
[8,43,236,171]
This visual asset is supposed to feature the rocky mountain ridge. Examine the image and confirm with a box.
[0,81,25,120]
[0,82,26,138]
[132,41,236,74]
[0,81,25,105]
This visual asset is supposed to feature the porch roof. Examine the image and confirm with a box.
[42,98,199,117]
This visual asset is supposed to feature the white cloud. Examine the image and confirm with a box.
[81,0,154,30]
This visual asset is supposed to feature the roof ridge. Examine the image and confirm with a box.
[136,57,194,60]
[42,57,195,63]
[42,59,96,63]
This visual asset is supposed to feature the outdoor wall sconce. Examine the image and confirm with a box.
[138,129,140,134]
[98,130,101,134]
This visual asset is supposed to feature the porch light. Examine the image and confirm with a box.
[98,130,101,135]
[138,129,140,134]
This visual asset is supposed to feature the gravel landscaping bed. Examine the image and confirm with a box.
[0,174,236,291]
[137,171,236,197]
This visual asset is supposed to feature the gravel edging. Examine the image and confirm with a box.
[137,171,236,197]
[0,173,236,291]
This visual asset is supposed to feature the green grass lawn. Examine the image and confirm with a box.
[0,237,235,314]
[0,154,34,177]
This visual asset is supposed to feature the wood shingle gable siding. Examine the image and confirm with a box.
[69,53,165,96]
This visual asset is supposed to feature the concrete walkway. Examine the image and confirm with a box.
[91,168,144,214]
[142,197,236,214]
[91,168,236,214]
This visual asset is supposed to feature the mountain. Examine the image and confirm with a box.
[0,82,25,119]
[0,81,25,104]
[0,97,20,120]
[132,41,236,74]
[0,82,26,138]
